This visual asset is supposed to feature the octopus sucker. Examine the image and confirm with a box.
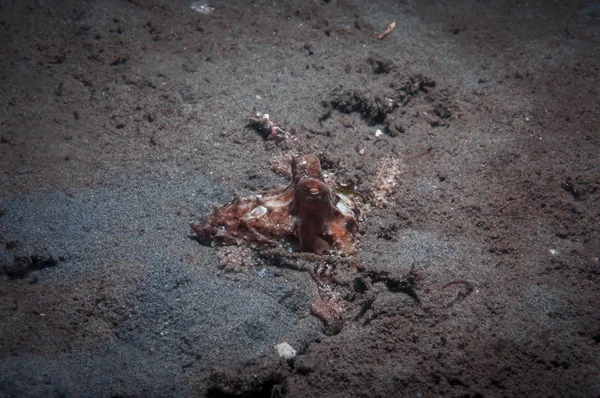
[190,154,359,256]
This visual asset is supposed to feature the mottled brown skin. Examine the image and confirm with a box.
[293,178,332,254]
[310,296,344,336]
[291,154,324,184]
[190,154,358,255]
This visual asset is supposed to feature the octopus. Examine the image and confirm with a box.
[190,154,359,256]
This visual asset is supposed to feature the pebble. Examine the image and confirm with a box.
[275,342,297,361]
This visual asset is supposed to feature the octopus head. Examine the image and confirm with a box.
[292,154,324,185]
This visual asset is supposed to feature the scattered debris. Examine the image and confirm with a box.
[190,2,214,14]
[367,57,394,74]
[1,240,61,278]
[275,342,297,361]
[371,157,404,206]
[248,113,293,142]
[561,176,588,202]
[405,147,433,162]
[328,89,393,125]
[376,20,397,40]
[441,280,473,291]
[441,280,474,307]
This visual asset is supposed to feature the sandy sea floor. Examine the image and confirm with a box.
[1,0,599,396]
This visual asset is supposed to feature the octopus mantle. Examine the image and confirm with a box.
[190,154,358,256]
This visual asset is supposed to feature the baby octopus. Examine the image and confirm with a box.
[190,154,359,256]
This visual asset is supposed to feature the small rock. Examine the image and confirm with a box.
[275,342,297,361]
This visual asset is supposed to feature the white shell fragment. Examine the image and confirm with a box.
[249,205,268,219]
[275,342,297,361]
[190,2,214,14]
[335,194,355,218]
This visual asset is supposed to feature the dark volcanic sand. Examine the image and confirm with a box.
[1,0,599,396]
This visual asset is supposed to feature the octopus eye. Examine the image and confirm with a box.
[345,220,358,233]
[309,187,320,197]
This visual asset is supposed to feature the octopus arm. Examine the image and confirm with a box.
[298,218,330,255]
